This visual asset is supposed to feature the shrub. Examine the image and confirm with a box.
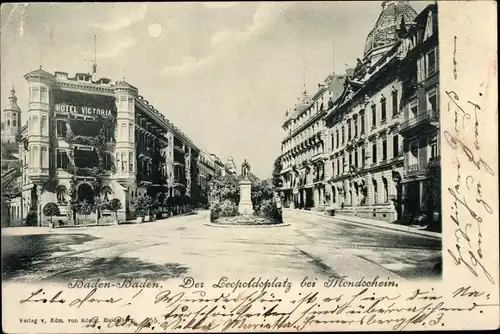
[25,210,38,226]
[255,198,280,223]
[210,202,221,222]
[219,200,239,218]
[133,195,151,217]
[43,202,60,225]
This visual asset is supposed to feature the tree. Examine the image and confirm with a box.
[106,198,122,223]
[133,195,151,219]
[43,202,61,226]
[424,157,441,224]
[208,174,240,204]
[271,157,283,188]
[77,200,92,223]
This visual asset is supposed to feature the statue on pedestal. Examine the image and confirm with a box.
[238,159,253,215]
[241,159,250,180]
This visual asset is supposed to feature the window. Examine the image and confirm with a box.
[331,161,335,176]
[354,117,358,138]
[121,124,126,141]
[41,116,48,136]
[430,139,438,159]
[12,118,16,127]
[349,151,352,167]
[360,113,365,134]
[427,48,436,76]
[331,134,334,150]
[373,179,378,204]
[122,153,126,171]
[336,157,340,175]
[372,142,377,164]
[120,96,127,109]
[382,139,387,161]
[410,100,418,118]
[381,98,386,122]
[392,90,398,116]
[409,140,419,165]
[56,120,67,138]
[7,119,10,126]
[32,115,38,134]
[41,147,48,168]
[342,156,346,173]
[427,89,438,116]
[354,148,359,168]
[393,135,400,158]
[31,87,40,102]
[361,147,366,167]
[41,87,48,103]
[116,153,120,171]
[347,120,351,140]
[336,130,339,148]
[371,104,376,127]
[56,186,67,204]
[129,124,133,140]
[128,97,134,111]
[129,152,133,171]
[56,150,69,169]
[341,126,345,144]
[383,178,389,203]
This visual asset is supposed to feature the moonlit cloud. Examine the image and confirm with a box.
[91,4,148,32]
[163,55,215,75]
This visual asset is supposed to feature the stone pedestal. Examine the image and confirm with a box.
[238,180,253,215]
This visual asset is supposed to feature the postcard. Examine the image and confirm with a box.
[1,1,498,332]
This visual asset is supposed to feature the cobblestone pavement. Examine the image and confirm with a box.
[1,210,441,283]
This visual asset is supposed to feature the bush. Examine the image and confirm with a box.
[25,210,38,226]
[255,199,281,223]
[219,200,239,217]
[43,202,61,225]
[210,203,221,222]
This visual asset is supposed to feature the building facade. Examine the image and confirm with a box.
[279,73,346,210]
[277,1,440,224]
[7,68,217,226]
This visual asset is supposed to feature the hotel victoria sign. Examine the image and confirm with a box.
[52,88,116,118]
[53,103,112,117]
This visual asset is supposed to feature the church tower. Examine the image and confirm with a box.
[1,86,22,144]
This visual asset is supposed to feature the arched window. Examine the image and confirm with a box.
[56,185,67,204]
[101,186,112,201]
[373,179,378,204]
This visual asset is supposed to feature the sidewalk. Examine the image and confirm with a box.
[288,209,441,239]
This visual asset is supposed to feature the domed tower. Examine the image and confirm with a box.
[1,87,22,144]
[113,79,138,187]
[363,0,417,64]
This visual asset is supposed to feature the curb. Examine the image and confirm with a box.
[204,222,291,228]
[289,209,441,239]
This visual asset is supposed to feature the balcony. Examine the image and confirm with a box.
[399,110,438,136]
[27,167,50,183]
[406,163,420,176]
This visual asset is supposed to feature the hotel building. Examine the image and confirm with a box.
[6,68,214,225]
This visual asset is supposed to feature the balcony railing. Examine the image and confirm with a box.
[407,163,419,175]
[400,110,438,133]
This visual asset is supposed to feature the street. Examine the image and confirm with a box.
[1,210,441,284]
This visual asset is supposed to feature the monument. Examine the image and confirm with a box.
[238,159,253,215]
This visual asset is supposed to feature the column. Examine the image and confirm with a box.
[37,185,43,227]
[419,180,424,210]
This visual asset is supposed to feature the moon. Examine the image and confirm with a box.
[148,23,162,38]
